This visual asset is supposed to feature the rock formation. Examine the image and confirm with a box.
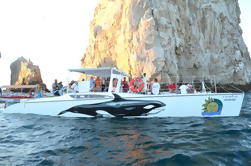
[82,0,251,85]
[10,57,43,86]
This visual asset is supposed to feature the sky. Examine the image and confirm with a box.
[0,0,250,88]
[0,0,98,87]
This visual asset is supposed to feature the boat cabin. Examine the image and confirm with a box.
[69,67,129,93]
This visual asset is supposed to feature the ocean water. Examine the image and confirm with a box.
[1,93,251,166]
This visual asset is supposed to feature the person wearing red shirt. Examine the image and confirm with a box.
[122,77,129,92]
[168,83,177,93]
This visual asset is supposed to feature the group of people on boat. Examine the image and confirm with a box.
[120,73,197,95]
[68,77,108,93]
[52,79,64,96]
[51,77,109,96]
[51,72,197,96]
[121,74,161,95]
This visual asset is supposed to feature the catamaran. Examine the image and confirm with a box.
[1,67,244,117]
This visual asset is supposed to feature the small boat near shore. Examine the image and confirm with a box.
[0,85,40,109]
[1,67,244,118]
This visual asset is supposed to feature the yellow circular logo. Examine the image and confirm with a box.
[206,102,219,112]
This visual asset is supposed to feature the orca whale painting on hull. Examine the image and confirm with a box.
[58,94,166,117]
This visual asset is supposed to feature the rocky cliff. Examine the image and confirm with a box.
[82,0,251,84]
[10,57,43,86]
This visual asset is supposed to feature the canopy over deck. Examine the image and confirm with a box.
[69,67,130,78]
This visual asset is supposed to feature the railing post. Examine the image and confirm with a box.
[214,75,217,93]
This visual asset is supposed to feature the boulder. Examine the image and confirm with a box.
[10,57,44,86]
[82,0,251,85]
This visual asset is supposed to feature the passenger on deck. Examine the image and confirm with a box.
[67,80,74,93]
[95,77,101,91]
[142,73,148,94]
[122,77,129,92]
[52,79,58,91]
[52,79,60,96]
[91,84,101,92]
[179,84,189,94]
[101,78,110,92]
[90,77,95,90]
[101,79,106,92]
[58,82,64,95]
[71,81,79,93]
[187,84,196,93]
[151,78,160,95]
[168,83,177,93]
[36,87,43,98]
[147,78,153,94]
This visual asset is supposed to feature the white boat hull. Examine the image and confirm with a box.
[126,93,244,117]
[1,92,244,117]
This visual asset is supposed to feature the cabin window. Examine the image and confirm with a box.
[70,94,112,99]
[112,70,121,75]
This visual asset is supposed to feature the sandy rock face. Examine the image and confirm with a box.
[82,0,251,84]
[10,57,43,85]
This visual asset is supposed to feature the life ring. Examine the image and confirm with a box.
[129,77,144,93]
